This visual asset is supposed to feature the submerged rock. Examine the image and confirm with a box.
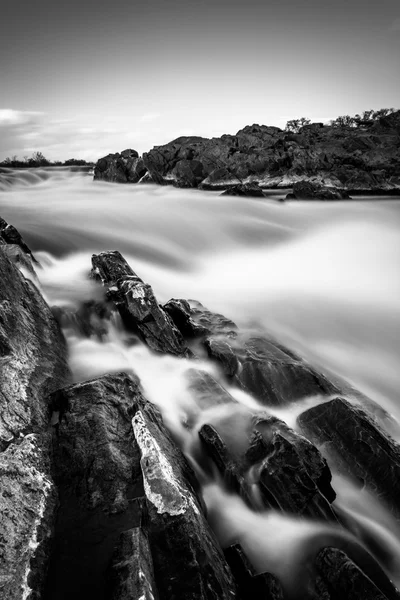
[298,398,400,518]
[92,251,189,356]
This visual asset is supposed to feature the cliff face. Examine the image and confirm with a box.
[93,111,400,195]
[2,217,400,600]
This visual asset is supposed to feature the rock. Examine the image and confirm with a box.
[198,407,337,519]
[94,111,400,193]
[131,391,238,599]
[224,544,284,600]
[0,434,57,600]
[94,149,147,183]
[220,184,265,198]
[164,299,338,406]
[298,398,400,518]
[44,373,145,600]
[0,250,69,446]
[316,547,398,600]
[108,527,159,600]
[92,251,189,356]
[0,249,69,600]
[288,181,351,200]
[0,216,37,261]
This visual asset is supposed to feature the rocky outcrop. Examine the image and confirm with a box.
[0,216,37,262]
[298,398,400,518]
[286,181,351,200]
[0,240,69,600]
[91,251,189,356]
[93,111,400,194]
[94,149,147,183]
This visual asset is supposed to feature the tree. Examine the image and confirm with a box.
[285,118,311,133]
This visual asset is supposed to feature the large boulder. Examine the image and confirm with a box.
[287,181,351,200]
[0,246,69,600]
[94,149,147,183]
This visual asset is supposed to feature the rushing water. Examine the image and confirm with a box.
[1,166,400,595]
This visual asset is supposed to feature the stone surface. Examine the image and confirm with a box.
[316,547,397,600]
[131,397,237,600]
[298,398,400,518]
[44,373,145,600]
[0,250,69,446]
[108,527,159,600]
[94,149,147,183]
[0,216,36,261]
[94,111,400,193]
[224,544,284,600]
[287,181,351,200]
[92,251,189,356]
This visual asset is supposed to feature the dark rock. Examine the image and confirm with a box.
[92,251,189,356]
[220,184,265,197]
[198,406,337,519]
[44,373,145,600]
[0,216,37,261]
[316,547,398,600]
[108,527,159,600]
[131,393,238,600]
[224,544,284,600]
[289,181,351,200]
[298,398,400,518]
[94,110,400,193]
[94,149,147,183]
[0,250,69,600]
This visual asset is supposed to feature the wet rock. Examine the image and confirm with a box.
[0,434,57,600]
[287,181,351,200]
[131,395,237,600]
[0,216,36,261]
[108,527,159,600]
[198,406,336,519]
[171,159,205,187]
[0,250,69,446]
[316,547,397,600]
[224,544,284,600]
[92,251,189,356]
[298,398,400,518]
[45,372,145,600]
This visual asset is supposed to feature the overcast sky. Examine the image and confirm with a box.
[0,0,399,161]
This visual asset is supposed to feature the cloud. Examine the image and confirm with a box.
[0,109,44,127]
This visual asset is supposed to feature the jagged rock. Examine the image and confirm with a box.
[94,149,147,183]
[131,397,237,600]
[298,398,400,518]
[164,299,338,406]
[108,526,159,600]
[316,547,397,600]
[0,250,69,445]
[220,184,265,197]
[0,434,57,600]
[2,244,37,277]
[287,181,351,200]
[45,373,145,600]
[94,111,400,193]
[92,251,189,356]
[198,407,336,519]
[224,544,284,600]
[0,248,69,600]
[0,216,36,261]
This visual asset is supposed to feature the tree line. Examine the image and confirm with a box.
[0,151,93,168]
[285,108,397,133]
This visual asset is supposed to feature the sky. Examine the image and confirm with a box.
[0,0,399,161]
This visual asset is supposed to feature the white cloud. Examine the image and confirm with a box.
[0,109,44,126]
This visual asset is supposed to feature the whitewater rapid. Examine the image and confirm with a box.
[2,166,400,592]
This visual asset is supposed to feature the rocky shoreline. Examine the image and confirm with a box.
[1,217,400,600]
[93,110,400,198]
